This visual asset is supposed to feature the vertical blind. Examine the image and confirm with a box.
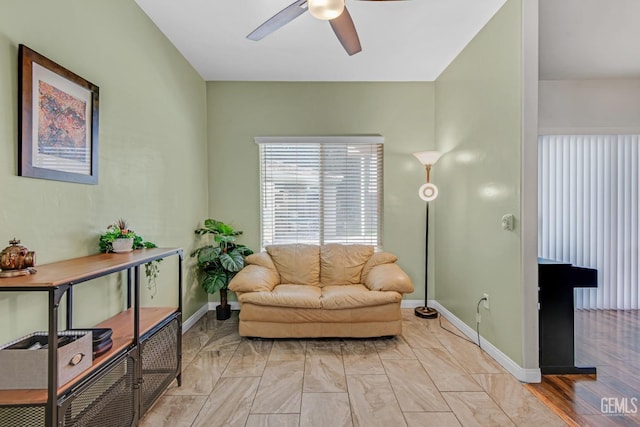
[257,137,383,248]
[538,134,639,309]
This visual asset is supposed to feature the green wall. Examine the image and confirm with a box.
[0,0,209,344]
[206,82,435,302]
[434,0,523,364]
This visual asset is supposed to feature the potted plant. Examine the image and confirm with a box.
[99,218,135,253]
[99,218,161,297]
[192,219,253,320]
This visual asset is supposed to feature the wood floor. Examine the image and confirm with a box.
[526,310,640,427]
[141,309,563,426]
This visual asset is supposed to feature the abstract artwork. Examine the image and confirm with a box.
[19,45,99,184]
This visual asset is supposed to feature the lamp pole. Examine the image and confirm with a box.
[412,150,441,319]
[415,200,438,318]
[425,201,430,309]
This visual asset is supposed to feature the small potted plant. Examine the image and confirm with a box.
[100,218,136,253]
[99,218,161,297]
[191,219,253,320]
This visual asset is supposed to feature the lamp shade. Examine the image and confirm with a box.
[413,151,442,166]
[308,0,345,20]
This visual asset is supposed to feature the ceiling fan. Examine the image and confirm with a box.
[247,0,405,56]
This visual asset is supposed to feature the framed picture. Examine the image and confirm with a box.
[18,45,99,184]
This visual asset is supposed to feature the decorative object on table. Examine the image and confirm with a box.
[111,236,134,253]
[0,238,36,278]
[18,45,99,185]
[413,150,442,319]
[100,219,137,253]
[192,219,254,320]
[0,330,92,390]
[99,219,161,297]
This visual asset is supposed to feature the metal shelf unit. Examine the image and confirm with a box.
[0,248,183,426]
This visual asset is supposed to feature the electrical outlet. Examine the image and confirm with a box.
[483,293,490,310]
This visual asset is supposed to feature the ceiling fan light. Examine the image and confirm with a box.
[308,0,345,20]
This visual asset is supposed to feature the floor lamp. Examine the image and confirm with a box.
[413,150,442,319]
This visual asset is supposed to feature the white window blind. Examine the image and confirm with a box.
[538,134,639,309]
[256,136,383,248]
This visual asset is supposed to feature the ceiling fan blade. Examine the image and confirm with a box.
[247,0,308,41]
[329,7,362,56]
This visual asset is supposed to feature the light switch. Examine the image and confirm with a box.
[501,214,514,231]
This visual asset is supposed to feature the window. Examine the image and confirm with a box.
[256,136,383,248]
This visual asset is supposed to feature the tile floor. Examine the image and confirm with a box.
[141,309,566,426]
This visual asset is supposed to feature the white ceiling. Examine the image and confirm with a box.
[539,0,640,80]
[135,0,506,82]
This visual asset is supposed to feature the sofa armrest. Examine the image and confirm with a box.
[229,265,280,293]
[361,251,398,283]
[364,263,414,293]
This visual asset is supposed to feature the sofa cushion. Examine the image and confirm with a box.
[361,251,398,283]
[238,284,322,308]
[320,244,374,286]
[266,244,320,286]
[320,285,402,309]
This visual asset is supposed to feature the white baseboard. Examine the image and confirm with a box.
[401,299,428,309]
[182,303,208,333]
[182,302,241,333]
[208,301,240,311]
[403,299,541,383]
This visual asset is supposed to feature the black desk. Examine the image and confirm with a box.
[538,258,598,374]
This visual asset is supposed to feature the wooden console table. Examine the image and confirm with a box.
[0,248,183,426]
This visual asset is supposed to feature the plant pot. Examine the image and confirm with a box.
[112,238,134,253]
[216,304,231,320]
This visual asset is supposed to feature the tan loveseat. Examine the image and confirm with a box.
[228,244,414,338]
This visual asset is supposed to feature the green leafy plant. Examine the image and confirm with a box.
[99,218,161,297]
[191,219,253,309]
[99,218,156,252]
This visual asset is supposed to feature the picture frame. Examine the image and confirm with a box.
[18,45,99,184]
